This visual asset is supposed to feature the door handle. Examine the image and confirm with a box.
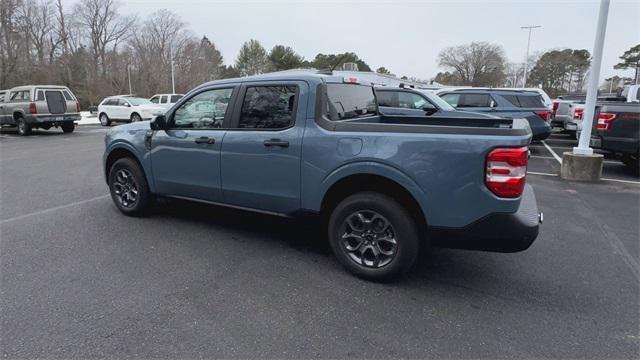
[263,139,289,148]
[194,136,215,144]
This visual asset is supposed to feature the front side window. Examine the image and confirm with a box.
[117,99,130,107]
[36,90,45,101]
[127,97,152,106]
[10,91,22,101]
[326,84,377,121]
[237,86,297,129]
[172,88,233,129]
[150,97,159,104]
[398,92,431,109]
[440,93,460,107]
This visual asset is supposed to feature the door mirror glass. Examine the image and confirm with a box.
[150,115,167,130]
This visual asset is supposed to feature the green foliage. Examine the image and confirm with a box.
[267,45,305,71]
[527,49,591,97]
[376,67,391,74]
[235,39,267,76]
[614,44,640,83]
[310,52,371,72]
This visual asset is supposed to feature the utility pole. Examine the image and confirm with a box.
[521,25,541,87]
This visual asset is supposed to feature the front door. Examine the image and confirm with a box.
[220,82,306,214]
[151,87,236,202]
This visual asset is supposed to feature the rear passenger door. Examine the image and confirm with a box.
[220,81,307,214]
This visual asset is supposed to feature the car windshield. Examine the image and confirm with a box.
[127,97,152,106]
[419,90,456,111]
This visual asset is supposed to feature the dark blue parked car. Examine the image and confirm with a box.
[436,89,552,141]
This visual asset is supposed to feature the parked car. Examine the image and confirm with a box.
[376,86,512,124]
[102,71,541,280]
[436,87,553,109]
[552,100,583,135]
[436,89,552,140]
[97,96,165,126]
[0,85,80,135]
[620,84,640,103]
[149,93,184,109]
[590,102,640,170]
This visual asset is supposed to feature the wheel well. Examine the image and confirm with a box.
[13,112,23,120]
[130,112,139,118]
[105,148,140,182]
[320,174,427,231]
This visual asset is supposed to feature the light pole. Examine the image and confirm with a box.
[170,45,176,94]
[521,25,541,87]
[574,0,610,155]
[127,65,132,95]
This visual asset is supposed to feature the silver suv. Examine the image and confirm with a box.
[0,85,81,136]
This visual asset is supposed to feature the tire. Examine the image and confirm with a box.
[99,113,111,126]
[130,113,141,122]
[621,155,639,171]
[328,192,420,281]
[108,157,152,216]
[61,123,75,133]
[16,117,31,136]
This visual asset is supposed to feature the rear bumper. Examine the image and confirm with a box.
[26,114,80,124]
[430,184,541,253]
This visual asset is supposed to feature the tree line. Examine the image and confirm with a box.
[2,0,638,106]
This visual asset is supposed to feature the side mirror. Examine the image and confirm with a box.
[422,106,438,116]
[150,115,167,130]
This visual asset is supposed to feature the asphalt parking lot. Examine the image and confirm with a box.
[1,125,638,358]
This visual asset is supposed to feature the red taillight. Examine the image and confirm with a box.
[535,110,550,122]
[552,102,559,118]
[485,147,528,198]
[573,108,583,120]
[596,112,617,131]
[29,102,37,114]
[76,101,81,112]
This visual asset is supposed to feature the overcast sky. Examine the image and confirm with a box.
[74,0,640,80]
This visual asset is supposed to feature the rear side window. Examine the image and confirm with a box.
[460,93,492,107]
[504,94,545,108]
[170,95,183,103]
[326,84,377,121]
[376,91,398,107]
[36,90,45,101]
[62,90,74,101]
[238,85,297,129]
[0,92,4,102]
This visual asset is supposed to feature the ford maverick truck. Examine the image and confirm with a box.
[103,71,542,280]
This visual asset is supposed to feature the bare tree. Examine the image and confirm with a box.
[0,0,23,88]
[73,0,135,77]
[437,41,507,87]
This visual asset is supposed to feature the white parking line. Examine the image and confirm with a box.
[530,155,619,164]
[527,171,640,185]
[0,194,110,225]
[541,141,563,164]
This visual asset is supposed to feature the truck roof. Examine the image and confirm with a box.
[194,70,352,91]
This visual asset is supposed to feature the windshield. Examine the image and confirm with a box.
[326,84,377,120]
[419,90,456,111]
[127,97,153,106]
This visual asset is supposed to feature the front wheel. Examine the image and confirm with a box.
[130,113,141,122]
[108,158,152,216]
[328,192,420,280]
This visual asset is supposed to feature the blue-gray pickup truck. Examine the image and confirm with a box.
[103,71,542,280]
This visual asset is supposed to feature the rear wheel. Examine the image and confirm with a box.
[328,192,420,280]
[61,123,75,133]
[99,113,111,126]
[108,158,152,216]
[621,154,639,171]
[16,117,31,136]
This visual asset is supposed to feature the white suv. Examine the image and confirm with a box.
[98,96,165,126]
[149,93,184,110]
